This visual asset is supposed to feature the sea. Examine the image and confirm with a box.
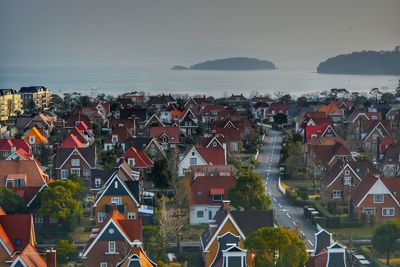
[0,65,399,97]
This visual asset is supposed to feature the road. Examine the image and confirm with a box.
[255,129,317,250]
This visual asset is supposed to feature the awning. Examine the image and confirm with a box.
[210,188,224,195]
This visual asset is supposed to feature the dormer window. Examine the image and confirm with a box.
[111,135,118,143]
[128,158,135,167]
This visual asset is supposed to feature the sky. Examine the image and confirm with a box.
[1,0,399,69]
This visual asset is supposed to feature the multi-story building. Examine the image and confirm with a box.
[19,86,52,112]
[0,89,23,121]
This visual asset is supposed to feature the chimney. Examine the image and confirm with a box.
[222,200,231,212]
[46,248,56,267]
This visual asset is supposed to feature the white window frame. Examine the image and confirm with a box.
[29,136,35,144]
[108,241,116,254]
[382,208,395,217]
[128,158,135,166]
[190,158,197,165]
[212,194,223,202]
[100,263,108,267]
[111,197,122,205]
[332,190,342,199]
[83,169,91,178]
[61,169,68,180]
[363,208,376,215]
[71,158,80,167]
[71,168,80,176]
[127,212,136,220]
[344,177,352,186]
[98,212,106,223]
[373,194,384,203]
[95,178,101,188]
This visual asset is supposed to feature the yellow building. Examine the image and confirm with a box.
[19,86,52,112]
[0,89,23,121]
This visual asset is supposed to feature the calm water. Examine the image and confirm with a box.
[0,65,399,97]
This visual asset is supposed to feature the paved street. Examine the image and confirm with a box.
[255,129,317,250]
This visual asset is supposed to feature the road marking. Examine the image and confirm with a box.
[278,203,282,208]
[292,221,297,225]
[286,213,291,219]
[308,240,314,246]
[273,197,277,201]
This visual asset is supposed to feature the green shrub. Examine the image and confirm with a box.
[314,217,328,228]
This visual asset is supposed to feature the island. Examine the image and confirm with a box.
[317,49,400,75]
[171,57,276,71]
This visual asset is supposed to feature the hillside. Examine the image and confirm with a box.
[317,50,400,75]
[172,57,276,70]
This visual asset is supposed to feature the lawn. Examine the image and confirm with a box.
[283,179,316,190]
[328,225,377,240]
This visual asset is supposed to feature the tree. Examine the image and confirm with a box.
[369,87,382,103]
[273,113,287,127]
[0,187,27,214]
[283,141,305,180]
[38,180,83,231]
[372,219,400,265]
[245,227,308,267]
[102,144,124,170]
[56,240,78,264]
[151,158,174,191]
[229,171,271,210]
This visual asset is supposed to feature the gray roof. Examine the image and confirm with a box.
[55,147,96,168]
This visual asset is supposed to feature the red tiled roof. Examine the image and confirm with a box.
[347,111,381,123]
[352,174,379,206]
[0,139,31,154]
[14,243,47,266]
[213,127,242,141]
[0,214,33,252]
[0,160,48,186]
[13,186,42,204]
[150,126,180,143]
[305,124,331,142]
[196,148,226,165]
[266,103,289,114]
[60,133,85,148]
[382,178,400,203]
[190,176,236,205]
[379,136,400,154]
[124,146,153,168]
[319,103,343,116]
[0,224,13,254]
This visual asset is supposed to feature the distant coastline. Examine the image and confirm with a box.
[171,57,276,71]
[317,49,400,75]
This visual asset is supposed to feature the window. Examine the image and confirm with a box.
[344,177,352,185]
[114,181,118,189]
[197,191,203,196]
[209,211,213,220]
[212,194,223,202]
[162,136,168,143]
[71,168,80,176]
[98,212,106,223]
[363,208,376,215]
[332,190,342,199]
[190,158,197,165]
[111,197,122,205]
[127,212,136,220]
[108,241,116,253]
[344,170,350,175]
[231,143,238,151]
[373,194,384,203]
[61,169,68,180]
[128,158,135,166]
[112,135,118,143]
[95,178,101,188]
[197,210,204,218]
[29,136,35,144]
[100,263,108,267]
[34,215,43,224]
[382,208,395,216]
[71,159,80,166]
[213,142,217,147]
[15,239,22,246]
[83,169,91,178]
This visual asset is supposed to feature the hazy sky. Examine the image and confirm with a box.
[1,0,399,69]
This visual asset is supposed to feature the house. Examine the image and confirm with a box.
[306,229,348,267]
[0,139,31,160]
[54,147,96,180]
[226,94,247,107]
[19,86,52,112]
[298,111,332,133]
[104,126,133,151]
[65,113,92,130]
[116,241,157,267]
[264,102,289,122]
[119,107,147,128]
[120,92,146,107]
[104,117,137,136]
[0,159,49,187]
[178,147,226,177]
[124,146,153,178]
[212,127,243,153]
[128,136,166,160]
[189,175,236,224]
[150,126,181,150]
[252,102,269,120]
[352,174,400,223]
[0,208,57,266]
[304,124,337,143]
[0,89,23,121]
[74,121,95,144]
[60,131,87,149]
[19,113,57,136]
[199,104,227,124]
[306,140,354,170]
[377,136,400,176]
[159,105,184,124]
[179,109,199,136]
[81,209,142,266]
[146,94,176,112]
[360,120,390,160]
[93,171,141,224]
[201,202,273,267]
[318,103,343,122]
[385,106,400,134]
[321,160,376,203]
[23,126,48,152]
